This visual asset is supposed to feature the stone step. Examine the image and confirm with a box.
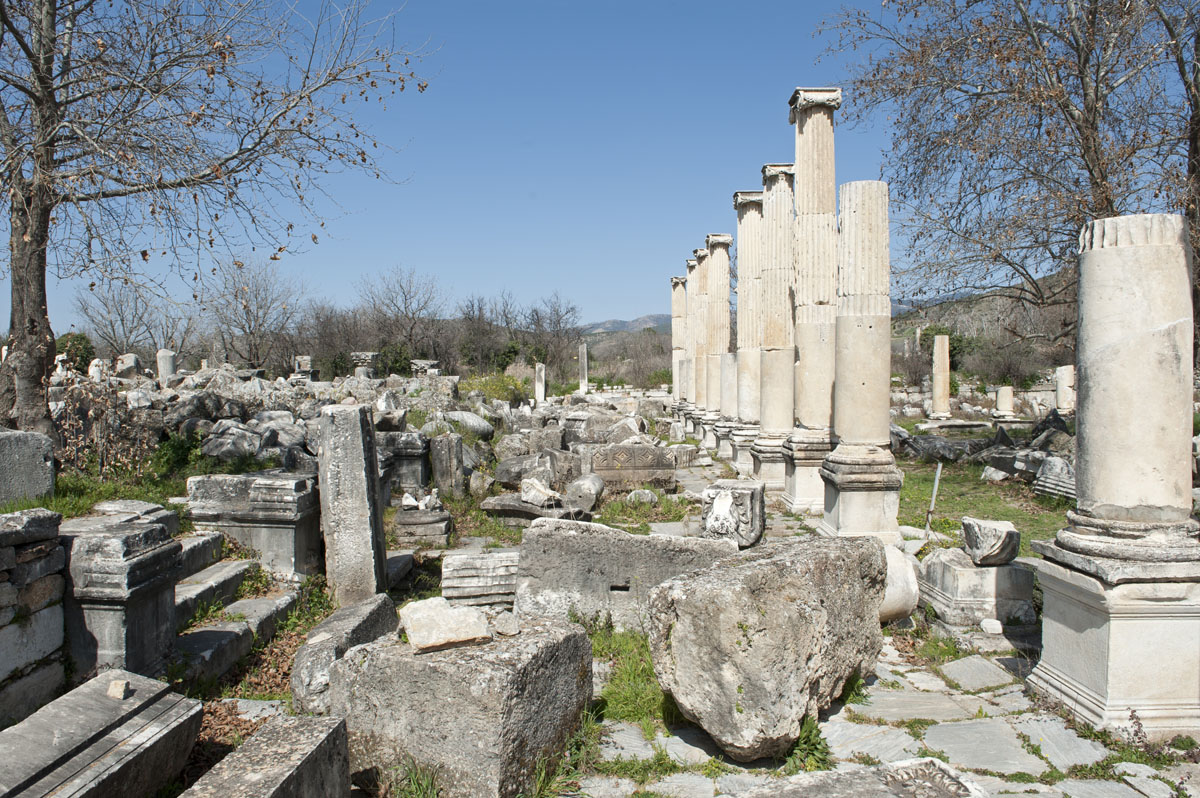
[175,559,257,625]
[177,533,224,581]
[174,588,297,685]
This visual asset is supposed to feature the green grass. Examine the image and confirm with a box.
[459,373,530,404]
[439,490,519,546]
[778,716,832,774]
[593,491,692,535]
[897,459,1071,557]
[233,564,273,600]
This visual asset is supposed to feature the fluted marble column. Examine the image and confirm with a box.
[706,234,737,457]
[731,191,764,476]
[751,164,796,489]
[930,335,951,419]
[1030,213,1200,740]
[692,249,710,414]
[784,87,841,513]
[817,180,902,544]
[670,275,687,404]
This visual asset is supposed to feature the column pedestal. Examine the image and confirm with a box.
[1028,553,1200,740]
[750,436,788,491]
[817,444,902,544]
[700,411,721,451]
[782,429,832,514]
[730,425,759,477]
[713,420,737,460]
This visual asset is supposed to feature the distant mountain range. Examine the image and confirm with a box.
[582,314,671,334]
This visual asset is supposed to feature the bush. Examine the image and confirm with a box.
[642,367,672,389]
[377,341,411,377]
[960,339,1047,388]
[55,332,95,372]
[921,324,977,369]
[458,373,529,404]
[892,350,929,386]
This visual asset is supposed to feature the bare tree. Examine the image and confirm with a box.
[357,265,445,358]
[207,260,303,372]
[74,281,199,361]
[823,0,1175,344]
[0,0,426,432]
[525,292,581,383]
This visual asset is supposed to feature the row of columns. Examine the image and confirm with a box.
[671,86,900,540]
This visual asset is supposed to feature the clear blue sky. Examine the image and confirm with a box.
[27,0,895,333]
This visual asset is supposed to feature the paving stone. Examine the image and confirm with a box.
[990,690,1035,714]
[1057,780,1145,798]
[850,689,974,723]
[904,670,951,692]
[1124,775,1177,798]
[1115,764,1160,778]
[650,772,717,798]
[996,655,1037,680]
[716,772,772,795]
[598,720,657,761]
[820,717,921,763]
[1163,764,1200,798]
[655,725,724,765]
[575,776,639,798]
[923,718,1049,775]
[949,694,992,716]
[879,642,904,663]
[940,654,1016,691]
[971,773,1065,796]
[1011,716,1110,771]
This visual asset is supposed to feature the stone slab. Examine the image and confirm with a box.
[1057,780,1145,798]
[598,720,657,761]
[940,655,1015,692]
[850,689,975,723]
[733,758,991,797]
[923,718,1048,775]
[292,594,398,715]
[180,716,349,798]
[0,603,63,683]
[398,596,491,652]
[1009,716,1110,771]
[0,429,54,504]
[821,717,921,763]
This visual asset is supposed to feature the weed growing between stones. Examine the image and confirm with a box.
[234,564,273,600]
[383,757,442,798]
[777,715,832,774]
[393,558,442,610]
[839,673,870,705]
[177,598,232,634]
[440,490,520,546]
[581,615,683,739]
[593,491,692,535]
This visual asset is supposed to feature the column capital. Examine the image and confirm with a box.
[733,191,763,208]
[671,275,687,288]
[762,163,794,181]
[694,248,709,261]
[705,233,733,250]
[788,87,842,123]
[686,258,697,273]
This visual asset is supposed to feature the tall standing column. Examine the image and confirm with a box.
[751,164,796,489]
[930,335,951,419]
[578,343,589,394]
[1030,214,1200,739]
[692,248,710,419]
[670,276,687,405]
[706,234,737,458]
[784,87,841,512]
[731,191,764,476]
[817,181,902,544]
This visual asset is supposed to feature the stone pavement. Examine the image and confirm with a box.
[574,637,1196,798]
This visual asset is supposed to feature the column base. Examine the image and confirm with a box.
[1028,555,1200,741]
[816,444,903,544]
[730,426,759,477]
[928,412,952,421]
[713,420,737,460]
[682,408,702,437]
[700,412,721,451]
[750,435,788,491]
[781,428,832,515]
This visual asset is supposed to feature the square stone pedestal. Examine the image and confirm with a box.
[816,446,902,545]
[729,427,758,477]
[1028,556,1200,740]
[781,433,831,515]
[713,420,737,460]
[700,414,720,451]
[917,548,1036,626]
[750,438,787,492]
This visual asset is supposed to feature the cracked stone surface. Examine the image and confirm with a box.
[940,654,1016,692]
[923,718,1049,775]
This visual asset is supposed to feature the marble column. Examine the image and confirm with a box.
[535,363,546,406]
[930,335,951,419]
[1029,213,1200,740]
[992,385,1016,418]
[751,164,796,490]
[692,249,711,438]
[731,191,764,476]
[670,276,687,404]
[682,258,700,432]
[783,87,841,512]
[578,343,588,394]
[1055,365,1076,412]
[817,181,902,544]
[706,233,737,458]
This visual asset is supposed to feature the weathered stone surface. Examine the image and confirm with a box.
[1010,716,1110,771]
[180,716,349,798]
[515,518,736,629]
[821,717,921,763]
[0,604,63,684]
[939,655,1015,692]
[520,477,562,507]
[591,444,675,490]
[734,757,990,798]
[389,508,452,546]
[0,429,54,504]
[445,410,495,441]
[429,433,465,498]
[441,551,520,607]
[327,617,591,797]
[0,508,60,548]
[292,594,398,715]
[398,596,491,652]
[564,474,605,512]
[924,718,1048,775]
[318,405,387,605]
[647,537,886,761]
[837,689,974,723]
[699,479,765,548]
[0,669,202,797]
[0,660,65,727]
[962,517,1020,566]
[480,494,589,527]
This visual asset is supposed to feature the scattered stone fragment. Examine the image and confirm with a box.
[291,594,398,715]
[398,596,491,652]
[700,479,765,548]
[648,537,886,761]
[491,611,519,636]
[520,477,562,507]
[564,474,605,512]
[962,517,1020,566]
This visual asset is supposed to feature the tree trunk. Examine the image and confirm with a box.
[0,191,56,435]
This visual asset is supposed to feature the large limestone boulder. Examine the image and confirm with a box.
[292,594,398,715]
[647,537,887,762]
[327,617,591,797]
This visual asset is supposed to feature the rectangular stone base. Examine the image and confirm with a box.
[817,485,901,545]
[715,429,734,460]
[917,548,1037,627]
[1028,558,1200,740]
[781,459,824,515]
[730,431,757,478]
